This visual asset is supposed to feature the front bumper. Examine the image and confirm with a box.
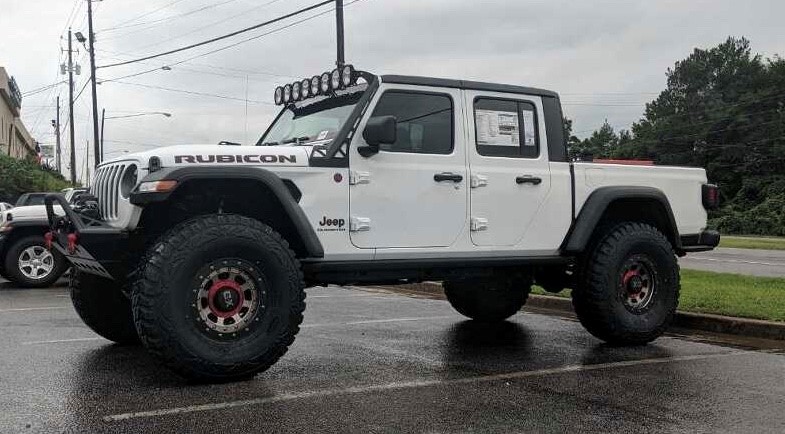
[44,195,128,280]
[680,230,721,253]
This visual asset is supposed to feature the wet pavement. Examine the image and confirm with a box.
[680,247,785,278]
[1,278,785,433]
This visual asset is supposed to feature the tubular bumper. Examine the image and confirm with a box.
[44,194,128,280]
[680,230,721,253]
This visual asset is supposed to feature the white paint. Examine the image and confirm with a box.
[0,306,68,313]
[103,350,756,422]
[23,337,103,345]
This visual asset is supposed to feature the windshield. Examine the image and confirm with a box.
[258,91,363,147]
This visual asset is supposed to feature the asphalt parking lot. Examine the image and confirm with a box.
[1,278,785,433]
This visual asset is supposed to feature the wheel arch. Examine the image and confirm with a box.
[561,186,682,255]
[131,167,323,258]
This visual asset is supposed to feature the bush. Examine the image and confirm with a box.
[709,177,785,236]
[0,154,73,203]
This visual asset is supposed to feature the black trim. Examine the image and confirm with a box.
[380,75,559,99]
[130,167,324,258]
[542,96,567,162]
[560,186,682,253]
[303,256,569,285]
[680,230,720,252]
[568,163,576,222]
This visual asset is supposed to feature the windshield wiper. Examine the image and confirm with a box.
[282,136,311,145]
[260,141,280,146]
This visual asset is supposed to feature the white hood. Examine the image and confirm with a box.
[100,144,311,169]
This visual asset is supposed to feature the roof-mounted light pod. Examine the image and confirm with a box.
[274,86,284,105]
[292,81,301,101]
[283,84,292,103]
[341,64,355,87]
[300,79,311,99]
[330,68,341,90]
[320,72,331,94]
[310,76,320,96]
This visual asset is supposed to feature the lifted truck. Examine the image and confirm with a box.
[45,66,720,382]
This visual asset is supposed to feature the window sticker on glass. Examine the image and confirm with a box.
[476,109,519,147]
[521,110,536,147]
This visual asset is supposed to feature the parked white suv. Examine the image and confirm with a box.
[45,66,720,382]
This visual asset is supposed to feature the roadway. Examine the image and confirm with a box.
[1,279,784,433]
[680,247,785,278]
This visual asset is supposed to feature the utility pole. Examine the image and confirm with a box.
[67,29,77,185]
[100,108,105,161]
[335,0,344,67]
[53,96,62,173]
[86,0,101,168]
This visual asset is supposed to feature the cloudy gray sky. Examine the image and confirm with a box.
[2,0,783,182]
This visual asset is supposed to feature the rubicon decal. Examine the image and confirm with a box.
[174,154,297,164]
[317,216,346,232]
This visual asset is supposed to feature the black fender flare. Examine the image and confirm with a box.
[560,186,682,254]
[130,166,324,258]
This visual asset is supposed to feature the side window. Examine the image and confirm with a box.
[474,98,539,158]
[370,91,453,154]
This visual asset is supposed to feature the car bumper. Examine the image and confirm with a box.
[680,230,721,253]
[44,194,128,281]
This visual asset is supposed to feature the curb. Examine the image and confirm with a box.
[379,282,785,341]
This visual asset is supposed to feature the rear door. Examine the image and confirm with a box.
[464,91,551,247]
[349,85,467,249]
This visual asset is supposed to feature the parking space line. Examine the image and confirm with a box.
[0,306,69,313]
[103,349,759,422]
[301,315,456,328]
[22,337,103,345]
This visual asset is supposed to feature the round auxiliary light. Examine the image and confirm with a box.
[341,64,355,87]
[320,72,331,93]
[292,81,301,101]
[330,68,341,90]
[274,86,284,105]
[300,79,311,98]
[310,75,320,96]
[283,84,292,103]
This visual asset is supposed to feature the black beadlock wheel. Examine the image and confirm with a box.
[572,222,680,345]
[4,235,67,288]
[131,214,305,383]
[444,277,531,322]
[70,270,140,345]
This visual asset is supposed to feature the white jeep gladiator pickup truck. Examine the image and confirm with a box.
[45,66,720,382]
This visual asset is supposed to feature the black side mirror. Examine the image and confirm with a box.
[359,115,397,157]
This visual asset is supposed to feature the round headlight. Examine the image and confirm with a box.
[274,86,284,105]
[300,79,311,98]
[120,164,138,199]
[331,68,341,90]
[341,64,355,87]
[320,72,331,93]
[283,84,292,103]
[292,82,301,101]
[310,76,320,95]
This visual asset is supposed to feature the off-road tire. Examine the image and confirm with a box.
[4,235,67,288]
[131,214,305,383]
[444,277,531,322]
[70,270,140,344]
[572,222,679,345]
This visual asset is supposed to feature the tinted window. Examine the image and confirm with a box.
[370,91,453,154]
[474,98,539,158]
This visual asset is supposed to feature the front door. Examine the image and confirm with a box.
[349,85,467,249]
[465,91,551,247]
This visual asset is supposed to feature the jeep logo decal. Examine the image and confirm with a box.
[174,154,297,164]
[317,216,346,232]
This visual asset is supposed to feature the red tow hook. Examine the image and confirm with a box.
[67,233,79,254]
[44,231,54,250]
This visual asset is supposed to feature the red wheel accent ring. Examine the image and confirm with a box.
[207,279,245,318]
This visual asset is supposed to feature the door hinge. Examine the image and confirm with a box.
[350,217,371,232]
[470,174,488,188]
[470,217,488,232]
[349,171,371,185]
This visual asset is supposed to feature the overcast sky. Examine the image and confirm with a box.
[2,0,783,182]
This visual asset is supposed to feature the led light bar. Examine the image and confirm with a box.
[273,64,359,105]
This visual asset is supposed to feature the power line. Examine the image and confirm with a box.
[99,0,243,39]
[98,0,192,32]
[98,0,334,69]
[22,81,67,97]
[107,80,272,105]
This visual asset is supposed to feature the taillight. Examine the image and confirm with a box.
[702,184,720,210]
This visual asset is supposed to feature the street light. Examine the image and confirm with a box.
[101,111,173,160]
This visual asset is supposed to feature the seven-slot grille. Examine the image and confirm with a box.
[91,163,128,221]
